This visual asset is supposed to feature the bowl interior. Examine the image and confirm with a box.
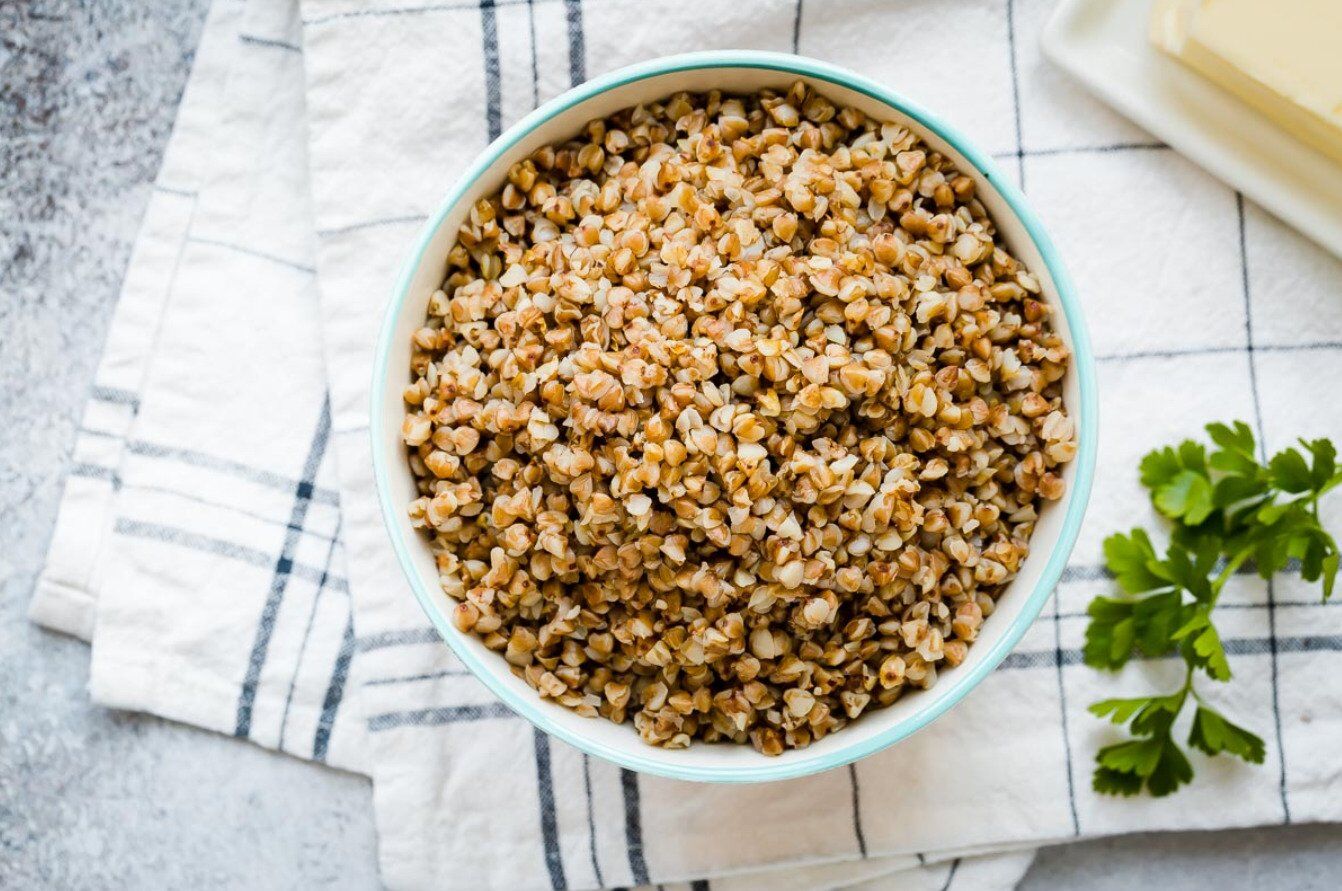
[374,54,1096,783]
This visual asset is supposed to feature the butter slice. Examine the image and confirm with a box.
[1151,0,1342,165]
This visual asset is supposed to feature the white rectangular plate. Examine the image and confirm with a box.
[1042,0,1342,259]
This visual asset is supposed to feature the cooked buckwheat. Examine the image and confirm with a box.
[403,81,1077,753]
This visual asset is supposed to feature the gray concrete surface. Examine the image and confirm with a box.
[2,1,1340,888]
[1020,823,1342,890]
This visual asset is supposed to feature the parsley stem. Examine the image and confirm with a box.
[1186,668,1207,708]
[1210,547,1254,600]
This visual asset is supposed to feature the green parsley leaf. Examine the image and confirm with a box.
[1139,445,1185,492]
[1169,606,1229,681]
[1141,440,1217,525]
[1187,706,1265,764]
[1251,517,1297,579]
[1083,597,1136,670]
[1146,737,1195,796]
[1102,529,1167,594]
[1155,470,1216,525]
[1132,590,1185,656]
[1189,621,1231,681]
[1170,606,1208,641]
[1128,692,1183,736]
[1212,473,1268,512]
[1094,733,1194,797]
[1161,535,1219,601]
[1093,765,1145,796]
[1096,737,1164,776]
[1088,696,1156,725]
[1269,447,1314,494]
[1206,421,1256,461]
[1255,498,1293,527]
[1179,440,1209,475]
[1305,438,1337,491]
[1295,527,1334,577]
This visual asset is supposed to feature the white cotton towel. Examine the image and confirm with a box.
[34,0,1342,888]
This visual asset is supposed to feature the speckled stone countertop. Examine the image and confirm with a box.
[2,2,1340,888]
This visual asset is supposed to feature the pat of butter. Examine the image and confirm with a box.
[1151,0,1342,165]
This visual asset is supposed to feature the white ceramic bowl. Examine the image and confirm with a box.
[372,51,1098,783]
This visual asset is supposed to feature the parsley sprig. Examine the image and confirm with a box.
[1085,421,1341,797]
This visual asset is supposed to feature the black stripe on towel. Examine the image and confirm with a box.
[534,728,568,889]
[563,0,585,86]
[69,462,121,488]
[1050,592,1082,836]
[186,235,316,274]
[582,755,604,887]
[356,626,441,651]
[89,385,140,411]
[1237,191,1291,825]
[234,397,332,737]
[112,518,348,592]
[847,763,868,856]
[619,769,649,886]
[1004,0,1025,186]
[479,0,502,140]
[313,615,356,762]
[940,858,961,891]
[126,438,339,504]
[367,701,514,731]
[278,522,343,750]
[239,34,301,52]
[525,0,539,108]
[362,668,469,687]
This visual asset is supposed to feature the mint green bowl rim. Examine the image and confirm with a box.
[372,49,1099,784]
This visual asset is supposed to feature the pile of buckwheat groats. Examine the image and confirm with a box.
[402,81,1076,754]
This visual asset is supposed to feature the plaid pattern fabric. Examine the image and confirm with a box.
[33,0,368,773]
[33,0,1342,888]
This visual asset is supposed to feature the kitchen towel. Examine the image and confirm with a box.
[32,0,1342,888]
